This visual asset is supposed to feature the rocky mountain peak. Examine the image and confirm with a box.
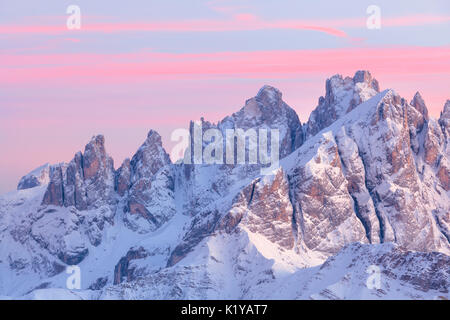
[410,92,429,120]
[439,99,450,140]
[130,129,171,181]
[353,70,380,91]
[83,134,114,181]
[305,71,380,137]
[41,134,115,210]
[146,129,163,145]
[125,129,176,233]
[441,100,450,120]
[255,85,282,107]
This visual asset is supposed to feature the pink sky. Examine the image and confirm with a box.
[1,1,449,193]
[1,13,449,36]
[2,46,449,193]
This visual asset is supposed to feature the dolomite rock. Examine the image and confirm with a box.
[334,127,381,243]
[41,135,115,210]
[114,247,149,285]
[305,70,379,138]
[115,158,131,197]
[219,169,295,249]
[1,71,449,299]
[219,85,304,158]
[348,90,449,253]
[124,130,176,233]
[288,132,368,255]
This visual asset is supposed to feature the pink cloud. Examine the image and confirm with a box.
[2,46,449,85]
[0,17,347,38]
[2,46,449,193]
[1,14,448,37]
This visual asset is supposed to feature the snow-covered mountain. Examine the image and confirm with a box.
[0,71,448,300]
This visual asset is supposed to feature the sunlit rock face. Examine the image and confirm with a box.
[42,135,115,210]
[305,70,379,138]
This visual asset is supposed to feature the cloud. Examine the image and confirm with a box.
[2,46,449,85]
[0,15,348,38]
[1,14,448,38]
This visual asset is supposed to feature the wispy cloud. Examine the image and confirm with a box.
[0,14,347,38]
[2,46,449,85]
[1,14,448,38]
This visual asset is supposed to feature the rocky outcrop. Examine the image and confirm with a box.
[123,130,176,233]
[335,127,381,243]
[41,135,115,210]
[219,169,295,249]
[437,100,450,191]
[439,100,450,137]
[350,91,448,252]
[114,247,148,285]
[115,158,131,197]
[288,132,368,255]
[410,92,429,126]
[221,85,304,156]
[305,70,379,138]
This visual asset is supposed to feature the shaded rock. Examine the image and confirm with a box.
[114,247,148,285]
[42,135,115,210]
[124,130,176,233]
[115,158,131,197]
[17,164,51,190]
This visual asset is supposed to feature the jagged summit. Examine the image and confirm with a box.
[2,71,449,299]
[410,91,429,120]
[255,85,282,106]
[305,70,380,137]
[353,70,380,91]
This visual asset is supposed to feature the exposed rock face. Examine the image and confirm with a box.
[439,100,450,136]
[220,85,304,156]
[219,169,295,249]
[124,130,176,233]
[17,164,51,190]
[334,127,381,243]
[411,92,429,122]
[288,132,368,255]
[351,91,448,252]
[115,158,131,197]
[82,135,115,207]
[167,208,221,267]
[306,70,379,137]
[114,247,148,285]
[423,119,445,166]
[437,100,450,191]
[42,135,115,210]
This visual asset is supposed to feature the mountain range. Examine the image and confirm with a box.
[0,70,449,299]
